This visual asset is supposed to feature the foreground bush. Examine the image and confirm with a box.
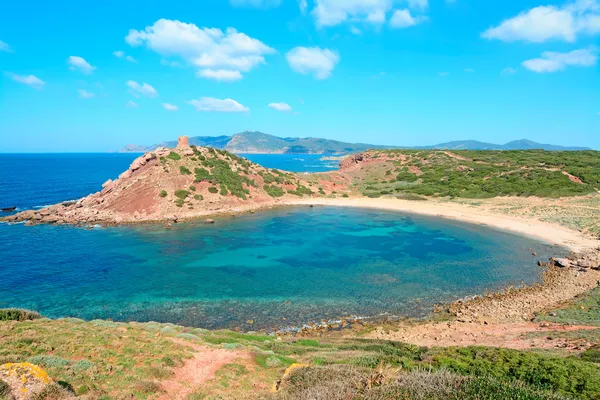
[270,366,569,400]
[0,309,41,321]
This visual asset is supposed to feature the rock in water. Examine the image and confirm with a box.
[204,219,215,224]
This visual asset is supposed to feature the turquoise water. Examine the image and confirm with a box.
[0,206,562,330]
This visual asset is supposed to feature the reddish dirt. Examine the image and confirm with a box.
[157,338,250,400]
[562,171,585,185]
[368,321,599,351]
[442,151,472,162]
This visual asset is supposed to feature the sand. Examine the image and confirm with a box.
[285,197,599,252]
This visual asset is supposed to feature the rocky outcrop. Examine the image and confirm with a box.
[551,250,600,270]
[0,362,59,400]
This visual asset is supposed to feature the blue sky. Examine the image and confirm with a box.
[0,0,598,152]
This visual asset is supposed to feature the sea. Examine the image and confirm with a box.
[0,153,564,330]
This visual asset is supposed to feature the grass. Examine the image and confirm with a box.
[354,150,600,199]
[535,287,600,326]
[0,318,191,399]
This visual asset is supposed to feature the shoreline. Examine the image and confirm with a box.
[284,197,599,253]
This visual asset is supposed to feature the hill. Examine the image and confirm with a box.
[120,132,590,154]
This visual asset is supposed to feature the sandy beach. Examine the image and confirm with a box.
[285,197,599,252]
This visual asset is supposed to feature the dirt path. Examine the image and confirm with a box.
[157,338,249,400]
[367,321,598,351]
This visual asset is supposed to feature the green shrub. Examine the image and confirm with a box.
[175,199,184,207]
[72,359,94,373]
[189,185,196,191]
[180,166,192,175]
[0,309,41,321]
[208,187,218,194]
[581,347,600,363]
[159,190,167,198]
[174,190,190,200]
[194,194,203,201]
[166,152,181,161]
[27,355,71,368]
[264,185,285,198]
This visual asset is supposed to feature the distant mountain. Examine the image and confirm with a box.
[120,131,391,154]
[119,132,590,153]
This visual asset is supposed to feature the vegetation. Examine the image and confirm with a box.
[355,150,600,199]
[166,151,181,161]
[535,287,600,326]
[0,309,41,322]
[159,190,167,198]
[179,166,191,175]
[174,190,190,200]
[264,185,285,198]
[208,186,219,194]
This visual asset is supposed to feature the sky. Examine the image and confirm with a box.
[0,0,598,152]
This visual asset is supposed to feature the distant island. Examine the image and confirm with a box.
[119,131,590,154]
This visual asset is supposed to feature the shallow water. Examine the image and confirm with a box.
[0,205,563,330]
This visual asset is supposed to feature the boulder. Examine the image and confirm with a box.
[552,258,572,268]
[204,219,215,224]
[0,362,54,400]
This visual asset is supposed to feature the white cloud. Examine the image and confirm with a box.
[162,103,179,111]
[114,50,137,62]
[68,56,96,75]
[196,69,243,81]
[126,80,159,98]
[77,89,95,99]
[8,73,45,89]
[268,102,292,111]
[161,58,183,67]
[186,97,249,112]
[406,0,428,11]
[299,0,308,14]
[522,47,597,72]
[312,0,394,27]
[126,19,275,80]
[482,1,600,43]
[229,0,282,7]
[0,40,13,52]
[126,100,139,108]
[286,46,340,79]
[350,26,362,35]
[390,9,427,28]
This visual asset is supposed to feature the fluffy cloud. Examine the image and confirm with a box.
[77,89,95,99]
[390,9,427,28]
[126,80,159,98]
[186,97,249,112]
[126,19,275,80]
[126,100,139,108]
[229,0,282,7]
[286,46,340,79]
[482,1,600,43]
[0,40,12,52]
[522,47,597,72]
[312,0,394,26]
[8,73,45,89]
[68,56,96,74]
[162,103,179,111]
[196,68,243,81]
[114,50,137,62]
[268,102,292,111]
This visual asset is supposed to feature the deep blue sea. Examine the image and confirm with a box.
[0,154,563,330]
